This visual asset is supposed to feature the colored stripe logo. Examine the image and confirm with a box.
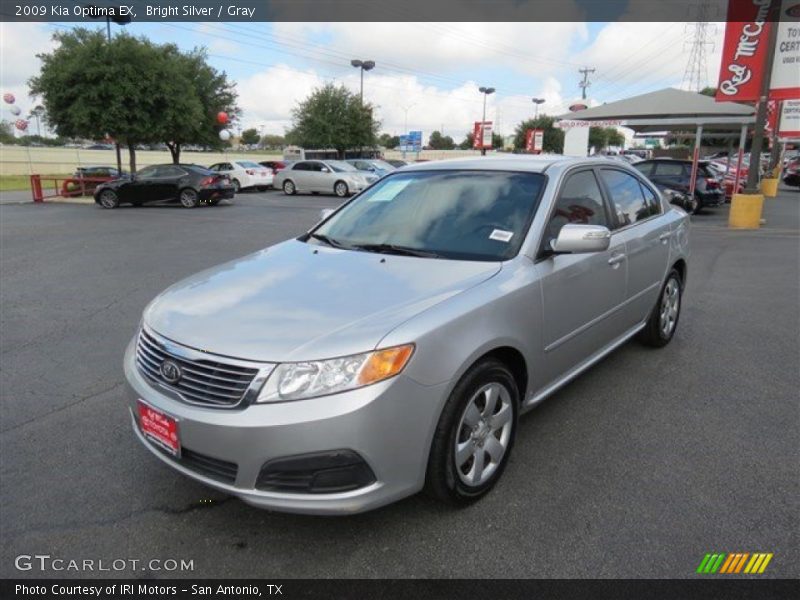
[696,552,773,574]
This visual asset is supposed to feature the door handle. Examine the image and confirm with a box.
[659,232,671,243]
[608,253,626,266]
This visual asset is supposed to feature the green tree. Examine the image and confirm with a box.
[459,131,475,150]
[492,132,504,149]
[606,128,625,148]
[260,134,285,149]
[588,126,607,151]
[511,116,564,154]
[378,133,400,148]
[428,130,456,150]
[161,47,239,164]
[0,120,14,144]
[240,128,260,146]
[285,83,379,158]
[699,86,717,97]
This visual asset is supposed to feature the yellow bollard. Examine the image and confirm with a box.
[760,178,779,197]
[728,193,764,229]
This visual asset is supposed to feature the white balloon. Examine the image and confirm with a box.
[9,105,21,115]
[219,129,231,141]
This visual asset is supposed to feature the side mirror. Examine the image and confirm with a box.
[551,224,611,254]
[320,167,330,173]
[319,208,334,220]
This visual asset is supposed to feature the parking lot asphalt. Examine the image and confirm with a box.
[0,188,797,579]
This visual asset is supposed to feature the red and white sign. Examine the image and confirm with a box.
[525,128,544,153]
[770,0,800,100]
[473,121,493,149]
[556,119,624,129]
[717,0,800,102]
[716,0,774,102]
[138,400,180,456]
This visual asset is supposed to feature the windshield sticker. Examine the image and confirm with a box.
[367,178,412,202]
[489,229,514,242]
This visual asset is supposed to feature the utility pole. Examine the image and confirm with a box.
[578,67,595,100]
[744,2,780,194]
[682,3,715,91]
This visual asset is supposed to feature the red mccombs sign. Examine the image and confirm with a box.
[716,0,774,102]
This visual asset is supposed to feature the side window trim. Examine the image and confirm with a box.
[598,167,664,231]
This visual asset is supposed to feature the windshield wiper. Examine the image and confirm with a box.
[308,233,351,250]
[353,243,441,258]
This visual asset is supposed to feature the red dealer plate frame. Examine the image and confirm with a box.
[138,400,181,457]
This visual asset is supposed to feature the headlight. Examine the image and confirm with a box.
[256,344,414,403]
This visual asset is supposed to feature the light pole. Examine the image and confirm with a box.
[532,97,545,121]
[478,86,495,156]
[350,59,376,104]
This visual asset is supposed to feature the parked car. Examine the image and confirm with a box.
[385,159,410,168]
[274,159,374,197]
[208,160,273,192]
[346,158,396,178]
[85,143,114,150]
[783,158,800,187]
[61,166,126,197]
[633,159,724,214]
[94,164,234,209]
[259,160,290,176]
[125,156,689,514]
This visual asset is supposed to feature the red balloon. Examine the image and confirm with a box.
[14,119,28,131]
[3,93,15,104]
[216,111,229,125]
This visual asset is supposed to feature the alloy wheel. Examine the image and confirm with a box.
[283,180,295,195]
[454,382,513,487]
[99,190,118,208]
[180,189,198,208]
[659,277,680,337]
[335,182,348,197]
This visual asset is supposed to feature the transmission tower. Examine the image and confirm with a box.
[682,2,715,91]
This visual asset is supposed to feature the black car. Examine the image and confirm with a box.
[93,164,235,209]
[633,159,724,214]
[385,159,409,168]
[783,158,800,188]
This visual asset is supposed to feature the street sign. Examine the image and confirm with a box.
[400,130,422,153]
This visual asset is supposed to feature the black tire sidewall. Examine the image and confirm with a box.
[657,270,683,342]
[428,359,519,503]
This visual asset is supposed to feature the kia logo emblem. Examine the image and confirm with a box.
[160,359,182,384]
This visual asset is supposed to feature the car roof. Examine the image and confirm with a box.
[401,155,620,173]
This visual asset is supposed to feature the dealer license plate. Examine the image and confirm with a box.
[138,400,180,456]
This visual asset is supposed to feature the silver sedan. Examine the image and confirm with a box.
[273,159,374,197]
[125,156,689,514]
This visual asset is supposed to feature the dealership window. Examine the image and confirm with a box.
[601,169,651,227]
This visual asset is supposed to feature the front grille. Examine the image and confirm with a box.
[136,328,259,408]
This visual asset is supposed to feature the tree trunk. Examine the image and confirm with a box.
[167,142,181,164]
[128,144,137,173]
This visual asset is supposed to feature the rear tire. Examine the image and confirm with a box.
[425,358,519,505]
[638,268,683,347]
[179,188,199,208]
[232,179,241,193]
[98,189,119,209]
[283,180,296,195]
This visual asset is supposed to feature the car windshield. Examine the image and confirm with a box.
[237,161,262,169]
[369,160,395,170]
[327,161,358,172]
[310,170,545,261]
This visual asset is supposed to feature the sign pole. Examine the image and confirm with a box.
[744,1,780,194]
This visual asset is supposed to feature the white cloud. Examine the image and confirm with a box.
[0,22,54,118]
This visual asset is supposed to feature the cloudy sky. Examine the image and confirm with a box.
[0,20,725,142]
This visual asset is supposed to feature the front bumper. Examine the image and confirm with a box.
[124,338,449,514]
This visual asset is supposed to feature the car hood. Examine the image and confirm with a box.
[144,239,501,362]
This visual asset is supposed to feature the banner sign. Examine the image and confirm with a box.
[556,119,624,128]
[769,0,800,100]
[779,98,800,136]
[525,129,544,153]
[716,0,774,102]
[473,121,493,149]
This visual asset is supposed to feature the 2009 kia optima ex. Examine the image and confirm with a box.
[125,156,690,514]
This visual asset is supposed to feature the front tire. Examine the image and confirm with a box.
[179,188,199,208]
[638,268,683,347]
[231,179,241,194]
[334,181,349,198]
[283,180,296,195]
[425,358,518,505]
[98,189,119,209]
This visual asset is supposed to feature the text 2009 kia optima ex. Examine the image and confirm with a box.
[125,156,690,514]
